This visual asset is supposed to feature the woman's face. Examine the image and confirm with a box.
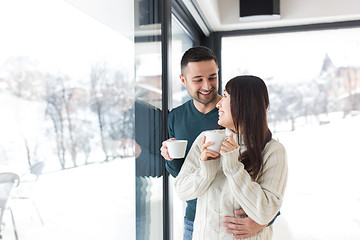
[216,90,235,132]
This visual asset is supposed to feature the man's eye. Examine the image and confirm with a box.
[193,79,202,82]
[209,77,217,80]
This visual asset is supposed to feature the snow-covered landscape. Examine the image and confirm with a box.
[2,158,135,240]
[273,114,360,239]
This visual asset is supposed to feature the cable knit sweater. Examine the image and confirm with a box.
[174,129,288,240]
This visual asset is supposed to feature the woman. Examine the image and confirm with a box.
[174,75,288,240]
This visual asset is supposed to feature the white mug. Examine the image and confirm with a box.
[204,131,226,153]
[166,140,188,158]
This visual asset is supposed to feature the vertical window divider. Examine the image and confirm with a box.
[161,0,172,239]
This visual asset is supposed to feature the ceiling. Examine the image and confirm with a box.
[188,0,360,34]
[65,0,360,38]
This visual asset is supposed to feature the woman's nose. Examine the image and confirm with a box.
[216,100,221,108]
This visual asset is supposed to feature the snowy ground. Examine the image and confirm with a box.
[272,114,360,240]
[2,158,135,240]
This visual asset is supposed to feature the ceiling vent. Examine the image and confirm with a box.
[239,0,280,22]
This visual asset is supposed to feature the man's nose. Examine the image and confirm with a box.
[202,79,212,91]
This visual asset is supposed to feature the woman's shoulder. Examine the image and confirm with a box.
[266,138,285,149]
[263,139,287,159]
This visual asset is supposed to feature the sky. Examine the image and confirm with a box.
[222,28,360,84]
[0,0,134,81]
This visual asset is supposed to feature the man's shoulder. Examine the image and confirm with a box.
[169,100,192,115]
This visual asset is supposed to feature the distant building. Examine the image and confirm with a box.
[317,54,360,115]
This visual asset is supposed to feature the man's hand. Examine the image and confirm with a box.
[160,138,175,160]
[223,209,267,239]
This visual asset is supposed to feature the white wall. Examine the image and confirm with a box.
[65,0,134,39]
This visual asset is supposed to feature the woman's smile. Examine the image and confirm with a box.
[216,90,234,130]
[218,109,224,118]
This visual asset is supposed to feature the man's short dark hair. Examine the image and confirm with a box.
[180,46,218,75]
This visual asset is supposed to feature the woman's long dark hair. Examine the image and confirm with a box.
[225,75,271,180]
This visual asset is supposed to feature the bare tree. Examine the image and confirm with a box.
[45,74,92,168]
[90,63,110,161]
[45,77,67,169]
[90,63,134,161]
[0,56,45,100]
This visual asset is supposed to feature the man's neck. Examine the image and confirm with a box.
[193,94,222,114]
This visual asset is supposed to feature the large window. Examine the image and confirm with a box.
[0,0,135,239]
[222,27,360,239]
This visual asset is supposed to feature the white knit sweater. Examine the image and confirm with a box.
[174,129,288,240]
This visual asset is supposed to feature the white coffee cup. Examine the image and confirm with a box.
[166,140,188,159]
[204,131,226,153]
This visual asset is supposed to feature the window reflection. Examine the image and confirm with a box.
[134,1,163,239]
[222,28,360,239]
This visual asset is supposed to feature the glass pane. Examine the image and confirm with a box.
[169,15,194,240]
[170,16,193,110]
[0,0,135,239]
[222,28,360,240]
[134,0,163,239]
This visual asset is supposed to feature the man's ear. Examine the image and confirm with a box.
[180,74,186,87]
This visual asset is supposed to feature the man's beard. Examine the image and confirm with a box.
[192,88,217,105]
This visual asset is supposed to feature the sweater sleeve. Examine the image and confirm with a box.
[222,140,288,225]
[174,133,220,201]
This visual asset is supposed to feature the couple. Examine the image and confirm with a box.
[161,46,288,240]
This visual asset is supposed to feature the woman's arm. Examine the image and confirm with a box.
[222,140,288,225]
[174,133,220,201]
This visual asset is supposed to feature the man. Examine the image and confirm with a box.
[161,46,276,239]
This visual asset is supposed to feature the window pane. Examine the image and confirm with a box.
[169,15,194,240]
[0,0,135,239]
[170,16,193,109]
[222,28,360,239]
[134,1,164,239]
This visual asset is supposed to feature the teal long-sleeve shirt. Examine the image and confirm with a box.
[165,100,219,222]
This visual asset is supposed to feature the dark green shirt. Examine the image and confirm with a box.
[166,100,219,222]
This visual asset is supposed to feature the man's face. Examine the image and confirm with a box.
[180,60,219,105]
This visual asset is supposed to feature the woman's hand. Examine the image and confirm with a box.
[200,136,220,161]
[220,134,238,154]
